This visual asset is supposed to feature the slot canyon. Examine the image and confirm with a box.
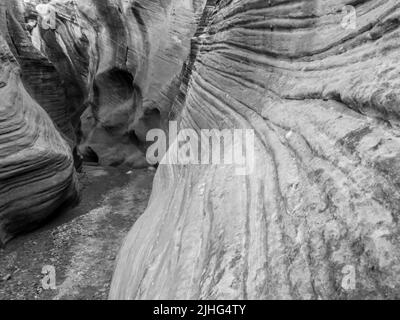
[1,0,400,300]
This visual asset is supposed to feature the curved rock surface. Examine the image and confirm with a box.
[6,1,78,147]
[22,0,205,167]
[110,0,400,299]
[0,1,79,245]
[0,0,205,241]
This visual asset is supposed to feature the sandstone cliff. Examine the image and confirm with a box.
[0,0,204,243]
[0,1,78,244]
[2,0,400,300]
[110,0,400,299]
[25,0,205,167]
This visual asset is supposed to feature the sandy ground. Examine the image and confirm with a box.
[0,165,155,300]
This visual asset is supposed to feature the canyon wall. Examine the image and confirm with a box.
[110,0,400,299]
[0,1,78,244]
[29,0,204,167]
[2,0,400,299]
[0,0,205,243]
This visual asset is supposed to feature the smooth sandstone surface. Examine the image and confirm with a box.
[110,0,400,299]
[0,0,203,243]
[0,1,78,245]
[2,0,400,299]
[28,0,205,167]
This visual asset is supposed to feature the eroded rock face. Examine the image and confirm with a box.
[0,1,79,245]
[6,1,80,148]
[21,0,205,167]
[0,0,204,242]
[110,0,400,299]
[84,0,205,166]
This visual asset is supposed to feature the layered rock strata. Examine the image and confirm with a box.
[0,1,78,245]
[110,0,400,299]
[23,0,204,167]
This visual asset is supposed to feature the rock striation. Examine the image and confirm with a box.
[22,0,204,167]
[0,1,79,244]
[1,0,205,243]
[3,0,400,300]
[110,0,400,299]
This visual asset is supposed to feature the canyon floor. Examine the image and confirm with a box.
[0,165,155,300]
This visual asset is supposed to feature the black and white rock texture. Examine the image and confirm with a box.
[110,0,400,299]
[26,0,205,167]
[0,1,79,245]
[1,0,204,243]
[2,0,400,299]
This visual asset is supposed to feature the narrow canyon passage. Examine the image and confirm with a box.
[0,166,155,300]
[1,0,400,301]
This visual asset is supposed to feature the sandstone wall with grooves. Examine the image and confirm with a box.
[0,0,205,243]
[0,1,79,245]
[26,0,205,167]
[6,0,79,146]
[111,0,400,299]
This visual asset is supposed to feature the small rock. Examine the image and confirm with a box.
[126,170,133,175]
[147,166,156,172]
